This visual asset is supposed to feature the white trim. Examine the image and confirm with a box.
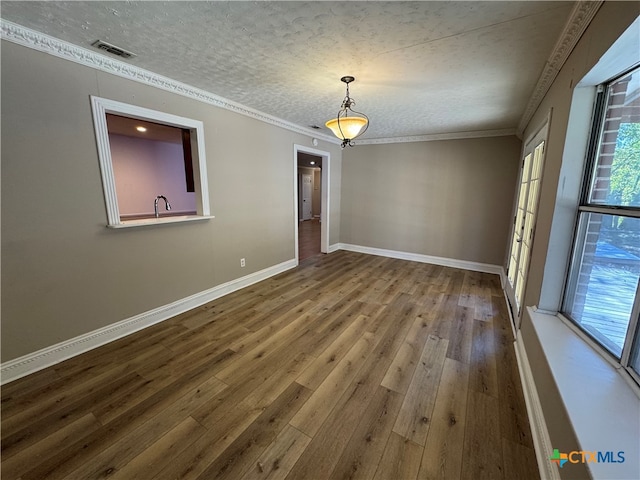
[358,128,517,145]
[525,308,640,479]
[106,215,215,228]
[514,332,561,480]
[327,243,341,254]
[0,20,518,148]
[90,95,211,227]
[498,266,507,289]
[505,110,552,328]
[0,259,296,385]
[554,311,627,372]
[501,276,517,341]
[321,152,331,254]
[517,1,603,134]
[294,144,331,260]
[0,20,339,145]
[336,243,502,275]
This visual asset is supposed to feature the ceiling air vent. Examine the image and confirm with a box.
[91,40,136,59]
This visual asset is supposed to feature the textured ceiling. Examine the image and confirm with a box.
[1,1,575,141]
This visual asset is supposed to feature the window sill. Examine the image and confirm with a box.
[107,215,214,229]
[528,307,640,479]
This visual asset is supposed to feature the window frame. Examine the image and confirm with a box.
[90,96,211,227]
[561,66,640,385]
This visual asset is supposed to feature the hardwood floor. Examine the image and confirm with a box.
[298,219,321,260]
[1,251,540,480]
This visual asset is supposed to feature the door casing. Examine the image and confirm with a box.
[294,144,331,263]
[505,116,550,328]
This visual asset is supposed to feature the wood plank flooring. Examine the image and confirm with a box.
[298,219,321,261]
[1,251,540,480]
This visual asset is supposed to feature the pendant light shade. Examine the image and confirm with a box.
[325,76,369,148]
[325,116,368,140]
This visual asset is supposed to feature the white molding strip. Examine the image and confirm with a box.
[0,259,296,385]
[337,243,502,275]
[0,19,339,146]
[0,19,514,148]
[514,332,561,480]
[517,1,603,135]
[358,128,517,145]
[327,243,342,254]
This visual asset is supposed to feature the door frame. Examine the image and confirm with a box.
[505,112,551,328]
[294,144,331,263]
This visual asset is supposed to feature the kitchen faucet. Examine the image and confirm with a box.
[154,195,172,218]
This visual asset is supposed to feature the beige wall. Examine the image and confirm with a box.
[516,3,639,478]
[1,41,343,361]
[340,137,521,265]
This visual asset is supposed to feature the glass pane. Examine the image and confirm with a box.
[564,213,640,357]
[522,153,532,183]
[508,236,519,286]
[631,326,640,375]
[532,142,544,180]
[589,67,640,207]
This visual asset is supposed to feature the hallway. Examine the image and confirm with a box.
[298,219,321,261]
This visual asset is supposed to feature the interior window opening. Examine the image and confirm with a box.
[91,96,211,228]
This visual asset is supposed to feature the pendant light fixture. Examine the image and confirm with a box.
[325,76,369,148]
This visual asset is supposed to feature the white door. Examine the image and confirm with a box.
[301,174,312,220]
[506,124,548,326]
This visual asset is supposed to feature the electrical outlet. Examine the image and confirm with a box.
[240,258,246,268]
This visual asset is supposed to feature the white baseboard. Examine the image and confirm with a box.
[514,333,560,480]
[0,247,501,384]
[1,259,297,385]
[336,243,503,275]
[327,243,341,254]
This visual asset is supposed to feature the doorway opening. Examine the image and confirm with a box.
[505,117,549,328]
[294,145,330,263]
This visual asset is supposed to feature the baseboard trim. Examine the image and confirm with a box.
[514,333,560,480]
[327,243,341,254]
[336,243,503,275]
[1,259,297,385]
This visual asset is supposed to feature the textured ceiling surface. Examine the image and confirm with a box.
[1,1,575,140]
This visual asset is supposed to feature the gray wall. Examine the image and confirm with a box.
[1,41,342,361]
[517,3,639,479]
[340,138,521,265]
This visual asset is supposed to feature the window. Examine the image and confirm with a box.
[563,66,640,382]
[91,96,211,227]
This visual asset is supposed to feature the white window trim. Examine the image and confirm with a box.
[524,307,640,479]
[90,96,211,227]
[520,18,640,478]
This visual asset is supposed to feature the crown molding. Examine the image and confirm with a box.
[0,19,340,145]
[3,9,599,148]
[517,1,603,135]
[358,128,518,145]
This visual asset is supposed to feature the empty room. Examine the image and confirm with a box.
[2,2,639,479]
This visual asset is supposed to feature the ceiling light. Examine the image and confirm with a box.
[136,126,147,132]
[310,161,315,165]
[325,76,369,148]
